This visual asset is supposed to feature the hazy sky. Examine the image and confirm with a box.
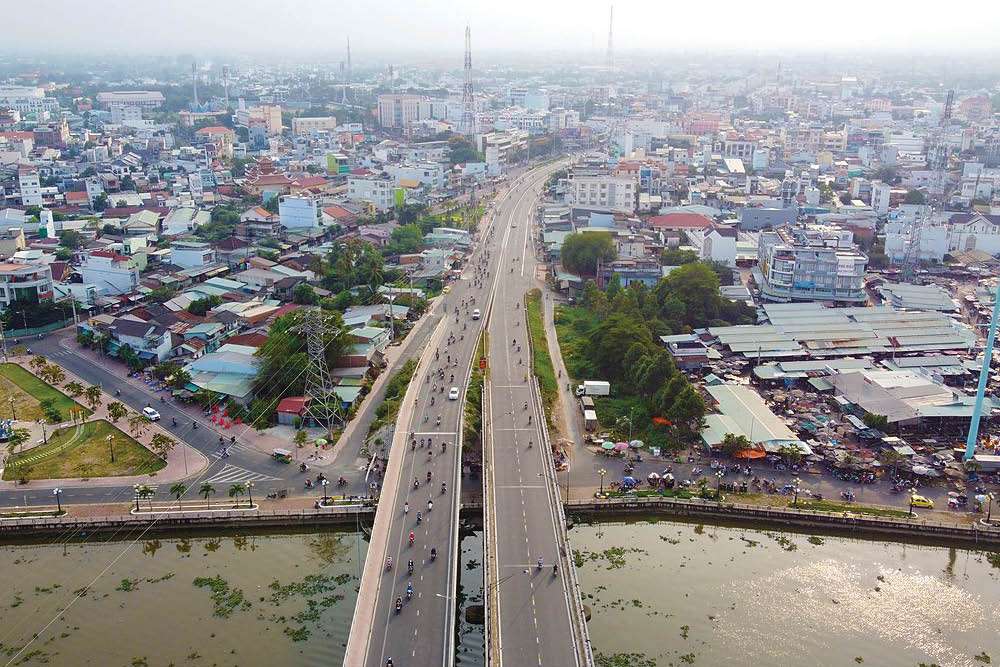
[8,0,1000,57]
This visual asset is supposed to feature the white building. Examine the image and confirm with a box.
[170,241,216,269]
[347,175,395,212]
[377,94,429,129]
[757,225,868,303]
[688,224,739,267]
[0,87,58,115]
[947,213,1000,255]
[0,260,53,309]
[278,195,320,229]
[870,181,891,216]
[17,166,42,207]
[291,116,338,135]
[79,250,139,296]
[386,162,445,189]
[96,91,165,123]
[569,175,637,214]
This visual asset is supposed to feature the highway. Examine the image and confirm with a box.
[344,160,568,667]
[483,169,587,666]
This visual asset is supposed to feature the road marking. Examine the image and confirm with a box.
[204,464,281,484]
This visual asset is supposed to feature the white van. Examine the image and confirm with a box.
[472,309,481,320]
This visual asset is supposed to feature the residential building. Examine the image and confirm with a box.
[870,181,891,216]
[347,174,395,211]
[109,318,172,362]
[278,195,320,229]
[0,86,59,115]
[569,175,637,214]
[377,94,428,129]
[237,206,281,239]
[170,241,216,270]
[79,250,140,295]
[17,166,41,206]
[291,116,337,135]
[386,162,445,190]
[756,225,868,303]
[688,224,739,267]
[0,260,53,308]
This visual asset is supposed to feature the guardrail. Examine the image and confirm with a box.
[564,496,1000,547]
[0,505,374,538]
[531,376,594,667]
[482,379,500,667]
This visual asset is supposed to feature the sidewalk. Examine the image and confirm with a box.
[0,353,209,491]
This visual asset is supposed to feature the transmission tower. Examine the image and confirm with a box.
[606,5,614,73]
[222,65,230,110]
[300,308,342,436]
[342,37,351,104]
[461,25,476,136]
[191,62,199,109]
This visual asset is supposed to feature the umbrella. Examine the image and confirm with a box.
[614,442,629,452]
[629,440,644,449]
[647,472,660,480]
[601,441,616,451]
[622,476,636,485]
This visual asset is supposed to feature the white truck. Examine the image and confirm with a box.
[575,380,610,397]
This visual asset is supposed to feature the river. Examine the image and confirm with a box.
[0,529,365,666]
[571,518,1000,667]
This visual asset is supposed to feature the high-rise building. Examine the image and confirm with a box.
[757,225,868,303]
[17,166,42,207]
[377,94,427,129]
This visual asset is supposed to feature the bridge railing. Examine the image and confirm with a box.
[532,374,594,666]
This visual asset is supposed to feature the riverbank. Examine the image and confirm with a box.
[567,496,1000,548]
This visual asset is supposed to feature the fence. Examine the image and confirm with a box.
[4,318,74,340]
[565,496,1000,547]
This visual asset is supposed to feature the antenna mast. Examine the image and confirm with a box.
[461,26,476,136]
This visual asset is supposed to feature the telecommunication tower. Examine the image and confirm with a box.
[606,6,614,73]
[342,37,352,104]
[191,62,199,109]
[461,26,476,136]
[222,65,230,109]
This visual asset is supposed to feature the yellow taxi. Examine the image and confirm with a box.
[909,494,934,509]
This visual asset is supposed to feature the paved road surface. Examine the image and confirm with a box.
[345,161,564,667]
[483,165,583,666]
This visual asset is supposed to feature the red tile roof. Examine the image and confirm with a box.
[276,396,310,414]
[225,332,268,348]
[195,126,234,136]
[251,174,294,186]
[65,191,89,203]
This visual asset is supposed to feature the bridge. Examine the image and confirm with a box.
[344,159,591,666]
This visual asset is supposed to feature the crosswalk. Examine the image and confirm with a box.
[208,441,255,460]
[204,464,281,484]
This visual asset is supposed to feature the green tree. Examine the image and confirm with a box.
[292,283,318,305]
[58,230,83,249]
[92,193,109,212]
[560,232,616,276]
[106,400,128,423]
[29,356,47,374]
[199,483,216,508]
[64,381,84,398]
[136,484,155,511]
[294,429,308,448]
[6,428,30,455]
[863,412,889,431]
[149,433,176,460]
[128,412,151,438]
[659,248,699,265]
[657,262,723,328]
[188,295,223,316]
[148,286,177,303]
[84,385,103,411]
[386,224,424,255]
[720,432,752,456]
[904,189,926,205]
[169,482,188,509]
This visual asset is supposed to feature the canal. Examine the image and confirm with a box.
[571,517,1000,667]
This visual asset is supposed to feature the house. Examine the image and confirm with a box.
[321,204,360,231]
[109,318,172,362]
[660,333,719,370]
[246,173,294,202]
[214,237,253,267]
[183,345,260,405]
[0,260,53,309]
[646,212,713,234]
[688,224,738,267]
[79,250,139,296]
[170,241,216,270]
[276,396,310,425]
[123,210,162,239]
[163,207,210,236]
[238,206,281,239]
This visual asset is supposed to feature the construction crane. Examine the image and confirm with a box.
[965,280,1000,462]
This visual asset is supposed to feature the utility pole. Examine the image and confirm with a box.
[461,26,476,136]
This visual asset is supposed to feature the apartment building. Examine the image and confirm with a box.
[79,250,140,295]
[278,196,320,229]
[0,260,53,309]
[347,175,396,211]
[570,175,638,214]
[757,225,868,303]
[291,116,338,135]
[377,94,428,129]
[18,166,42,206]
[170,241,217,270]
[386,162,445,189]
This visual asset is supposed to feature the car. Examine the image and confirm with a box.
[472,309,481,320]
[142,407,161,421]
[909,494,934,509]
[448,387,460,401]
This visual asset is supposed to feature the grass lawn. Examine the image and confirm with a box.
[0,363,89,422]
[2,419,164,481]
[525,289,557,422]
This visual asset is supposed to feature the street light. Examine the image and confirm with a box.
[9,396,15,421]
[246,481,254,508]
[716,469,724,498]
[52,488,62,513]
[107,434,115,463]
[987,492,995,524]
[792,476,801,507]
[133,484,140,512]
[908,488,917,517]
[598,468,607,495]
[320,478,329,507]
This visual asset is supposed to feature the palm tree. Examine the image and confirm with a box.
[199,483,216,509]
[169,483,187,510]
[64,381,85,398]
[29,356,47,373]
[128,413,151,438]
[228,483,246,508]
[136,484,155,511]
[106,401,128,424]
[149,433,176,460]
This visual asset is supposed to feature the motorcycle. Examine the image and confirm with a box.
[441,482,447,494]
[395,597,402,614]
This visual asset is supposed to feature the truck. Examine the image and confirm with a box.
[575,380,610,397]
